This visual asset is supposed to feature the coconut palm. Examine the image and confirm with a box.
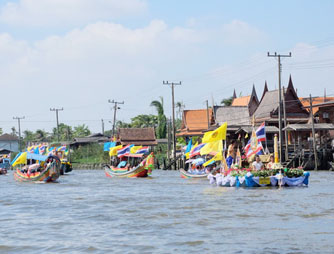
[150,97,167,139]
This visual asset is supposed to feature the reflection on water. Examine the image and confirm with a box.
[1,170,334,254]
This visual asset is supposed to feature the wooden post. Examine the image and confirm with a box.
[283,87,289,162]
[309,94,318,170]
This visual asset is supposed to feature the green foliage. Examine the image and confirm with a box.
[71,143,109,164]
[0,128,3,135]
[154,144,168,168]
[221,96,234,106]
[131,114,158,128]
[150,97,167,139]
[73,124,91,138]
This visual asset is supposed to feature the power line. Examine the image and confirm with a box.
[267,52,292,163]
[108,99,124,138]
[163,80,181,170]
[50,107,64,142]
[13,116,25,152]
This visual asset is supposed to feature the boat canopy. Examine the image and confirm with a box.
[126,153,144,158]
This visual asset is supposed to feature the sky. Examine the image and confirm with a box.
[0,0,334,134]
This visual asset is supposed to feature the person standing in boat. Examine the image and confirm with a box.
[226,140,236,168]
[252,155,264,171]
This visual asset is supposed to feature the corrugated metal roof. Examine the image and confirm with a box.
[283,123,334,131]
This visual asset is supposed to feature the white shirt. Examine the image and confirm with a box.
[252,161,263,171]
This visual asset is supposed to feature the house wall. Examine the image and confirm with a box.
[318,106,334,124]
[0,141,19,152]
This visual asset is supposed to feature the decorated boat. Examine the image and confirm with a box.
[12,152,61,183]
[0,156,10,175]
[104,151,154,178]
[48,144,72,175]
[208,167,310,187]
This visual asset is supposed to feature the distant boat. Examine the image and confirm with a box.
[104,153,154,178]
[13,153,61,183]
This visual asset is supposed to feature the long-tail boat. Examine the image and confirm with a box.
[13,152,61,183]
[104,153,154,178]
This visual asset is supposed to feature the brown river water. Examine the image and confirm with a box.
[1,170,334,254]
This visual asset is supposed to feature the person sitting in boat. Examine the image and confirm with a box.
[226,140,236,168]
[252,155,263,171]
[266,155,275,169]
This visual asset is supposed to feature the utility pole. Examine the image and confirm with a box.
[101,119,105,136]
[206,100,210,129]
[13,116,25,152]
[309,94,318,171]
[268,52,291,163]
[282,87,289,161]
[50,107,63,142]
[108,100,124,139]
[163,81,181,170]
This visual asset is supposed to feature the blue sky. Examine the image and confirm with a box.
[0,0,333,134]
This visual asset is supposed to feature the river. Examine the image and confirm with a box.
[1,170,334,254]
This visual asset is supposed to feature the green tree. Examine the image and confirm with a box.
[131,114,158,128]
[73,124,90,138]
[0,128,3,135]
[51,123,73,141]
[34,129,49,142]
[11,127,17,136]
[116,121,132,129]
[221,96,234,106]
[150,97,167,139]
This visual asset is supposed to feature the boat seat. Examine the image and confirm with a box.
[117,161,127,168]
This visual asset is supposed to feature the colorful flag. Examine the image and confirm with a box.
[200,140,222,155]
[189,143,206,158]
[202,122,227,143]
[130,146,142,154]
[109,145,122,156]
[11,152,27,166]
[203,151,223,167]
[256,122,266,142]
[245,129,263,158]
[117,145,134,157]
[136,146,149,154]
[104,142,115,151]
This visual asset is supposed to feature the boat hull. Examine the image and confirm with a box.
[14,156,61,183]
[60,161,73,175]
[104,165,149,178]
[180,168,208,179]
[208,172,310,187]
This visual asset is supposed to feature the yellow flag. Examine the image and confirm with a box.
[130,146,142,154]
[202,131,213,143]
[245,133,249,139]
[12,152,27,166]
[202,122,227,143]
[203,152,223,167]
[185,152,190,159]
[109,145,122,156]
[200,140,222,155]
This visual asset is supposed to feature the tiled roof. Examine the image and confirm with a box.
[0,134,19,141]
[119,128,157,146]
[231,96,250,106]
[300,97,334,114]
[181,109,213,131]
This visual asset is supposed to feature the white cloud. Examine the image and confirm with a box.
[0,0,147,27]
[0,20,204,133]
[221,19,265,45]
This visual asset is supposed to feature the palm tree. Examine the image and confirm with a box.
[221,96,234,106]
[73,124,90,138]
[131,114,158,128]
[35,129,48,142]
[150,97,167,139]
[175,101,185,120]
